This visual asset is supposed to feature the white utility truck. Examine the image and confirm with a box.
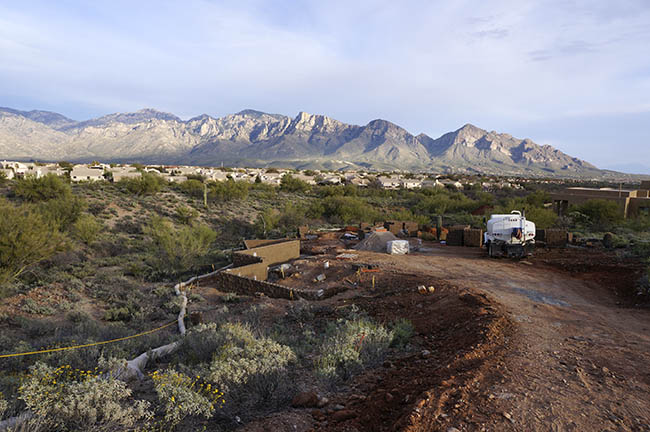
[484,211,535,258]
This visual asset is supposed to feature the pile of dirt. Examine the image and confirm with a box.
[354,231,397,252]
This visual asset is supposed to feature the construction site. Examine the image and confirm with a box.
[182,223,650,431]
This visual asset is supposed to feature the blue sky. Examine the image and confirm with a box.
[1,0,649,172]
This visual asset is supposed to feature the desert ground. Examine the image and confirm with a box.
[206,241,650,432]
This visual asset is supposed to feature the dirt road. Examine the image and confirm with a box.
[359,247,650,431]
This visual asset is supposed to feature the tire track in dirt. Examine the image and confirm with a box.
[351,248,650,431]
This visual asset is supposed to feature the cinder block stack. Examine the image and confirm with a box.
[463,228,483,247]
[446,229,465,246]
[545,229,568,247]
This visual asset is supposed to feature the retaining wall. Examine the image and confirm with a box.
[211,272,344,300]
[225,261,268,281]
[244,238,293,249]
[235,240,300,266]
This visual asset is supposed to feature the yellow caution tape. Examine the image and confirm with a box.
[0,321,178,359]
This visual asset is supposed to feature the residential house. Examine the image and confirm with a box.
[375,176,401,189]
[0,168,15,180]
[421,179,444,188]
[400,178,422,189]
[111,168,141,182]
[70,165,105,182]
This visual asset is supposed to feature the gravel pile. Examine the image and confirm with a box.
[354,231,398,252]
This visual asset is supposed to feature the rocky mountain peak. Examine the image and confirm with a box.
[0,106,605,177]
[453,123,487,146]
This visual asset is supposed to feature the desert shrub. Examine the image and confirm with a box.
[388,208,429,226]
[575,199,622,228]
[255,208,280,237]
[118,172,164,195]
[0,199,66,287]
[525,190,551,208]
[0,391,8,418]
[315,317,392,381]
[280,174,310,193]
[174,206,199,225]
[150,369,223,428]
[207,179,249,202]
[38,195,86,231]
[277,202,306,233]
[390,318,414,348]
[521,206,557,229]
[0,170,7,186]
[103,307,133,322]
[144,216,217,276]
[317,196,380,224]
[177,323,225,365]
[222,292,240,303]
[414,190,477,215]
[179,179,204,198]
[207,322,296,406]
[73,214,103,244]
[19,362,152,431]
[13,174,71,201]
[21,298,56,316]
[67,310,91,323]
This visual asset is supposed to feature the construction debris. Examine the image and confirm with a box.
[354,231,398,252]
[387,240,409,255]
[336,253,359,260]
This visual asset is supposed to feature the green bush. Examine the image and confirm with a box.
[73,214,103,244]
[151,369,222,428]
[103,307,133,322]
[14,174,71,201]
[414,190,477,215]
[207,179,249,202]
[174,206,199,225]
[0,199,66,287]
[280,174,310,193]
[19,362,152,431]
[118,173,165,195]
[144,216,217,276]
[207,322,296,404]
[277,203,306,233]
[0,391,7,418]
[38,195,87,231]
[390,318,414,348]
[179,179,204,198]
[254,208,280,237]
[315,317,392,381]
[575,199,622,228]
[317,196,380,224]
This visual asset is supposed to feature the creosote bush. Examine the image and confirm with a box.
[73,214,103,245]
[0,391,7,418]
[144,216,217,277]
[13,174,71,202]
[0,199,66,288]
[390,318,414,348]
[150,369,223,428]
[19,362,152,431]
[118,172,165,195]
[207,322,296,405]
[315,317,392,381]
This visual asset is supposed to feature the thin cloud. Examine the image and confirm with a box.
[0,0,648,165]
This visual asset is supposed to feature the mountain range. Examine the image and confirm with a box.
[0,106,623,177]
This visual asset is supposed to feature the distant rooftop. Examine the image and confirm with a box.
[567,187,634,193]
